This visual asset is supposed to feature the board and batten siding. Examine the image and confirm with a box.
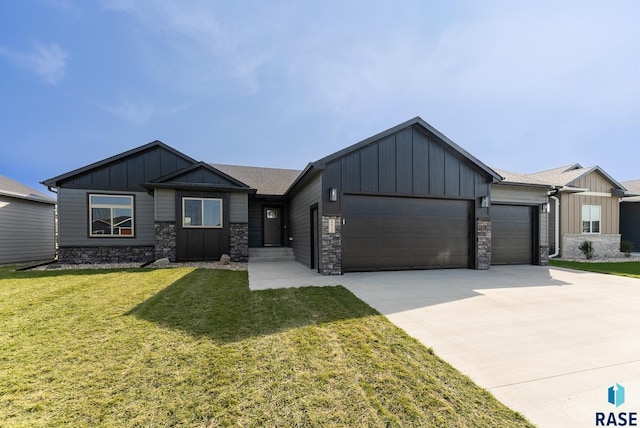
[560,192,619,235]
[288,171,322,268]
[491,184,549,247]
[321,126,492,217]
[58,188,155,246]
[0,196,55,263]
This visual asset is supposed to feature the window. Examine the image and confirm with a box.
[89,194,134,237]
[582,205,601,234]
[183,198,222,228]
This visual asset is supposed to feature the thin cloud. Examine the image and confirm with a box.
[93,97,155,125]
[0,43,69,84]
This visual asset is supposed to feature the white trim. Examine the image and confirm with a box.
[182,197,223,228]
[573,191,612,197]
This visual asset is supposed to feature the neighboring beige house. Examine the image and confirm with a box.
[519,164,627,259]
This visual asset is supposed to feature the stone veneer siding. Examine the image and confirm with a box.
[59,246,155,264]
[155,221,176,262]
[561,234,622,259]
[476,218,491,270]
[230,223,249,262]
[321,215,342,275]
[539,245,549,266]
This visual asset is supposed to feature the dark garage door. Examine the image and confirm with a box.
[342,195,471,272]
[491,205,533,265]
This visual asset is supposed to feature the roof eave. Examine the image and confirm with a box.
[42,141,198,187]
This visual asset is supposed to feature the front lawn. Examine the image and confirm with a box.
[550,260,640,278]
[0,266,531,427]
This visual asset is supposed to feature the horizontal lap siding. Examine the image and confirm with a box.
[58,188,155,246]
[0,196,55,263]
[155,188,175,221]
[288,172,322,267]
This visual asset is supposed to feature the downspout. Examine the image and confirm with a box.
[548,192,560,258]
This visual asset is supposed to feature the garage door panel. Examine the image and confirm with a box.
[343,195,471,272]
[491,205,533,265]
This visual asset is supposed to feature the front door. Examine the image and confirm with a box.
[264,207,282,246]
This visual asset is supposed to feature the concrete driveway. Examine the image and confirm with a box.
[249,263,640,427]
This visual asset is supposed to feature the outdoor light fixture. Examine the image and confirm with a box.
[541,203,550,213]
[329,188,338,202]
[480,196,489,208]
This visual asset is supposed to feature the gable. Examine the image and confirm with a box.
[321,124,496,198]
[43,142,196,192]
[572,170,618,193]
[149,163,252,191]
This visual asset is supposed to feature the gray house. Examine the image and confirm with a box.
[0,175,56,264]
[43,117,552,273]
[620,179,640,252]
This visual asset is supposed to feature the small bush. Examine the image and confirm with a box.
[579,241,594,260]
[620,241,634,257]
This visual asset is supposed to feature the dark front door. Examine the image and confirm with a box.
[342,195,472,272]
[264,207,282,246]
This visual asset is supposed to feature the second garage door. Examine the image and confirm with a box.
[342,195,471,272]
[491,205,534,265]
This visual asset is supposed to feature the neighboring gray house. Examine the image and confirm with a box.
[43,117,554,273]
[620,179,640,252]
[0,175,56,264]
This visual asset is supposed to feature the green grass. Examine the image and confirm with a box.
[0,266,532,427]
[550,260,640,278]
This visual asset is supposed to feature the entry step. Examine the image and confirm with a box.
[249,247,295,262]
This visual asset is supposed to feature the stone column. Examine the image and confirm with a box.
[539,245,549,266]
[154,221,176,262]
[321,215,342,275]
[230,223,249,262]
[476,217,491,270]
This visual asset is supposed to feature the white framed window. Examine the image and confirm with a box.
[582,205,601,234]
[89,194,134,237]
[182,198,223,228]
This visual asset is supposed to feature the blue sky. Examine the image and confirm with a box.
[1,0,638,194]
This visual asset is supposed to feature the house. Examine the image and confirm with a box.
[0,175,56,264]
[620,179,640,252]
[43,117,554,273]
[511,164,627,259]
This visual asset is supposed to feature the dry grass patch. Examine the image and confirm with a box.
[0,266,532,427]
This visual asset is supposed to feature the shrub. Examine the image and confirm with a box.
[620,241,633,257]
[579,241,594,260]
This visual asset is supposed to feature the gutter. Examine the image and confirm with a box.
[548,187,560,258]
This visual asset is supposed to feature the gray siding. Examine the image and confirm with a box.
[58,188,155,246]
[154,188,175,221]
[322,126,492,217]
[229,192,248,223]
[288,172,322,267]
[0,196,55,263]
[491,184,547,204]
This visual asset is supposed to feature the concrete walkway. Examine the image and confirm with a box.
[248,261,640,428]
